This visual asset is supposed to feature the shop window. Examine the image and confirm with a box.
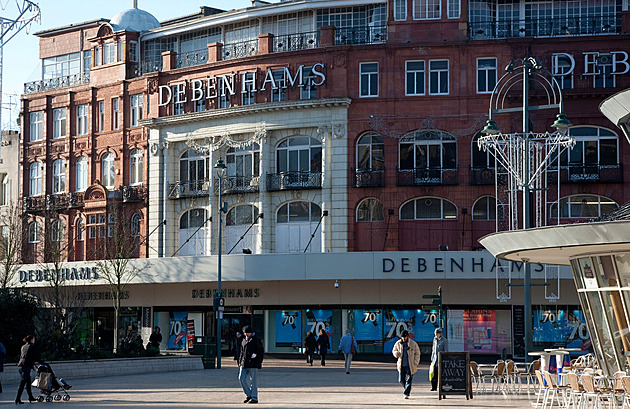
[178,208,209,256]
[129,149,143,186]
[551,194,618,219]
[472,196,504,221]
[52,159,66,194]
[225,204,260,254]
[357,198,384,222]
[53,108,66,139]
[359,62,378,97]
[30,111,43,142]
[29,162,42,197]
[275,201,322,253]
[477,58,497,94]
[400,197,457,220]
[102,153,115,189]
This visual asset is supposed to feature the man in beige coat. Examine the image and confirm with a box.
[392,330,421,399]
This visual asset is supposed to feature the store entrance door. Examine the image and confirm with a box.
[223,314,252,356]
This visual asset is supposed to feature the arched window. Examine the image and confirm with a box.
[399,129,457,184]
[28,221,40,243]
[225,204,260,254]
[276,201,322,253]
[76,156,88,192]
[102,153,115,188]
[357,198,385,222]
[400,197,457,220]
[178,208,209,256]
[76,218,85,242]
[179,149,209,195]
[51,219,64,242]
[551,194,618,219]
[130,213,141,237]
[226,143,260,190]
[276,137,322,174]
[472,196,504,221]
[129,149,143,185]
[356,132,384,171]
[29,162,42,197]
[52,159,66,194]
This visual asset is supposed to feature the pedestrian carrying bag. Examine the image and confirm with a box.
[429,363,435,381]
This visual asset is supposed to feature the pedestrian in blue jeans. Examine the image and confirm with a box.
[238,326,264,404]
[338,329,358,374]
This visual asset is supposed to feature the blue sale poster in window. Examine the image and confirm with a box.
[276,311,302,343]
[306,309,333,350]
[414,309,441,343]
[354,309,383,341]
[168,311,188,350]
[384,310,416,353]
[533,308,591,352]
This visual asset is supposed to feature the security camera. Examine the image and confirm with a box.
[334,280,339,288]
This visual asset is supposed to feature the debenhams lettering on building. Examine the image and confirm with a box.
[19,267,99,283]
[158,63,326,107]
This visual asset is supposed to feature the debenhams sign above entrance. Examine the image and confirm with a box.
[157,63,326,107]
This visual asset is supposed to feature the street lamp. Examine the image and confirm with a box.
[478,56,574,360]
[214,157,227,369]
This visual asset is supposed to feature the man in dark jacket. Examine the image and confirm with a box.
[238,326,264,404]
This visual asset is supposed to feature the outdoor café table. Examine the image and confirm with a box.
[544,349,570,385]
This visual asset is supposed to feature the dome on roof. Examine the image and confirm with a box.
[110,8,160,32]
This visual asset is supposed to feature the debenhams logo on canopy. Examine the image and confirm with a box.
[158,63,326,107]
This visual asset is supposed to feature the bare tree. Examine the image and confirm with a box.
[0,201,26,289]
[95,202,149,353]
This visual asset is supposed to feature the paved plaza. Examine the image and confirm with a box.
[0,358,535,408]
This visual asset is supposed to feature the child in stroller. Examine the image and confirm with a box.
[35,362,72,402]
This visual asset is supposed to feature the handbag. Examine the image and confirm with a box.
[351,335,356,356]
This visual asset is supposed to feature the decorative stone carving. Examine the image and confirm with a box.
[332,123,346,139]
[333,52,348,68]
[148,78,159,93]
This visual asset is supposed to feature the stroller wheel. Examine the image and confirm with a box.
[37,396,45,402]
[54,394,62,401]
[63,395,70,401]
[46,395,53,402]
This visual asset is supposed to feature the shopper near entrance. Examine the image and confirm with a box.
[0,339,5,393]
[316,329,330,366]
[148,326,162,351]
[238,325,264,404]
[392,330,420,399]
[304,331,317,366]
[430,328,446,392]
[338,329,358,374]
[16,334,39,404]
[233,330,243,364]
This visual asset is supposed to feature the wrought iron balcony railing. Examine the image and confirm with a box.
[335,25,387,45]
[176,48,209,69]
[547,164,623,184]
[121,185,147,203]
[266,171,322,191]
[24,73,90,94]
[68,192,85,208]
[167,180,211,199]
[140,58,164,75]
[223,39,259,60]
[352,169,385,188]
[214,175,260,195]
[396,168,458,186]
[469,14,620,40]
[23,193,81,213]
[273,31,320,52]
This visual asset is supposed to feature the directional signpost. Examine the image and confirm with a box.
[422,286,445,334]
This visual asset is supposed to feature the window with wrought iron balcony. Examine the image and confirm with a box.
[396,130,458,186]
[266,137,322,191]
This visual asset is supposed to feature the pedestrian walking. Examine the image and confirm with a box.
[238,325,264,404]
[16,334,39,404]
[0,339,6,393]
[430,328,446,392]
[338,329,358,374]
[392,330,420,399]
[304,331,317,366]
[233,330,243,364]
[316,329,329,366]
[148,326,162,352]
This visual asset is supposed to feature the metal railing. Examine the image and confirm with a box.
[222,39,258,60]
[167,180,211,199]
[140,58,164,74]
[273,31,320,52]
[24,73,90,94]
[176,48,209,69]
[266,171,322,191]
[121,185,147,203]
[23,193,82,213]
[335,25,387,45]
[214,175,260,195]
[352,169,385,188]
[396,168,458,186]
[469,14,620,39]
[547,164,623,184]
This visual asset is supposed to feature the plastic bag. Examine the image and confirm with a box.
[31,378,39,388]
[429,363,434,381]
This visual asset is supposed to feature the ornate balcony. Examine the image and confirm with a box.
[24,73,90,94]
[273,31,320,52]
[469,14,620,40]
[140,58,164,75]
[547,164,623,184]
[121,186,147,203]
[214,175,259,195]
[23,193,80,213]
[266,172,322,191]
[222,39,258,60]
[335,25,387,45]
[352,169,385,188]
[176,48,209,69]
[68,192,85,208]
[396,168,458,186]
[167,180,210,199]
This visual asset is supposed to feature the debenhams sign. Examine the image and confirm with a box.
[157,63,326,107]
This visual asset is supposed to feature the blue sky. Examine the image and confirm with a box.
[2,0,255,130]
